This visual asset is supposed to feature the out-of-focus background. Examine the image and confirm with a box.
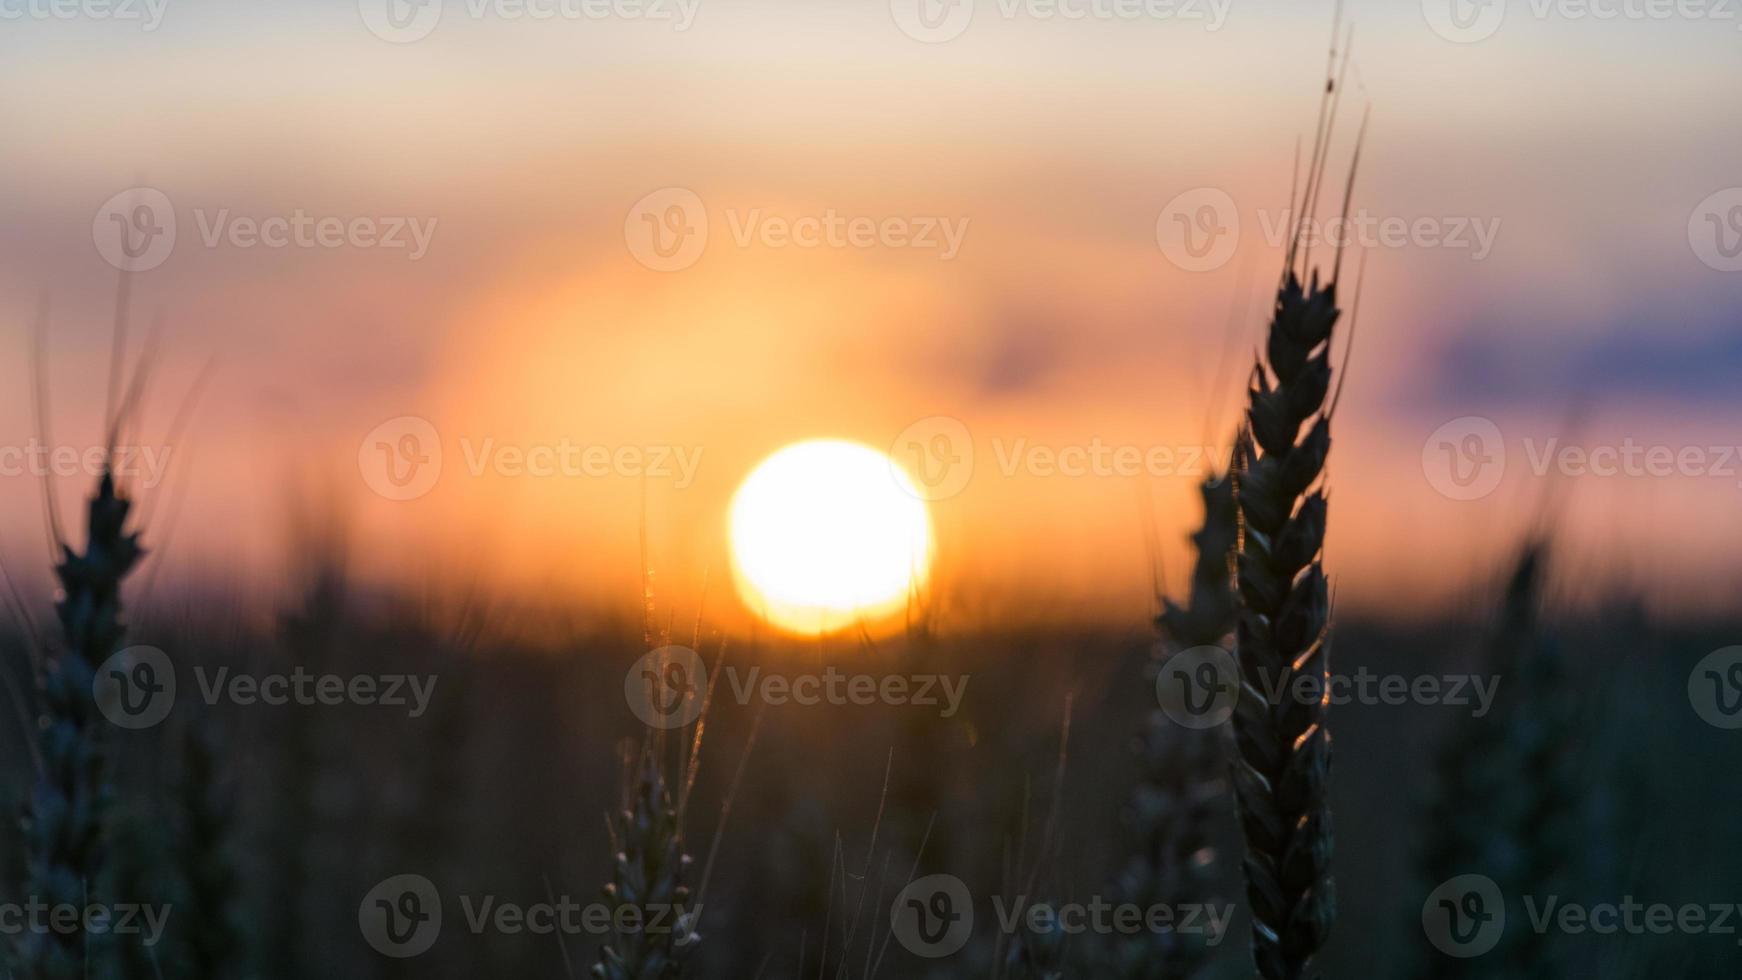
[1,0,1741,977]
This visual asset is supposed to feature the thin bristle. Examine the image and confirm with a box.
[1286,6,1348,279]
[1331,104,1372,288]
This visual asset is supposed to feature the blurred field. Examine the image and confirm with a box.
[1,549,1734,978]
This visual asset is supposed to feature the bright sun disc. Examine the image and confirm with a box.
[729,439,934,635]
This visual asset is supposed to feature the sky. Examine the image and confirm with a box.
[1,0,1740,629]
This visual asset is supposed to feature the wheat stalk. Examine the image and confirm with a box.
[1227,89,1368,972]
[1112,711,1228,980]
[1230,273,1341,980]
[1104,473,1237,980]
[1223,20,1369,976]
[17,473,144,980]
[1418,542,1577,980]
[1161,474,1240,653]
[594,745,698,980]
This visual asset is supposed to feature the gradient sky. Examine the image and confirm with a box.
[2,0,1740,628]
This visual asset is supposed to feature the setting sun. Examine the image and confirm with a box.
[728,439,934,635]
